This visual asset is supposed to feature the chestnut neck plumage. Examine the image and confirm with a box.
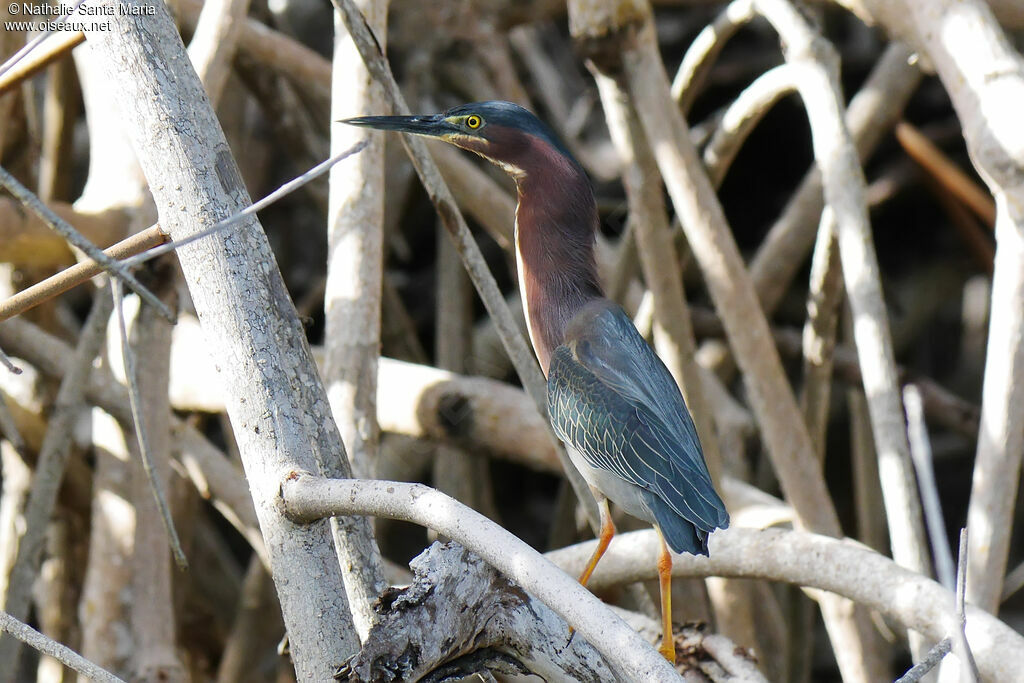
[508,136,603,375]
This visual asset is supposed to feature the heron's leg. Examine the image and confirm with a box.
[656,527,676,664]
[577,492,615,588]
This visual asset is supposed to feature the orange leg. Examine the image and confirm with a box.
[578,495,615,588]
[569,495,615,636]
[656,528,676,664]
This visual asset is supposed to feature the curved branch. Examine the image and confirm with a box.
[754,0,931,587]
[671,0,755,115]
[280,475,681,681]
[544,528,1024,683]
[703,63,800,188]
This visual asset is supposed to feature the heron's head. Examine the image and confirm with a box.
[343,101,578,182]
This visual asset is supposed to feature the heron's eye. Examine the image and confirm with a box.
[466,115,482,129]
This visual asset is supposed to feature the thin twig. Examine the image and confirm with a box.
[895,637,951,683]
[121,141,368,268]
[111,280,188,571]
[954,528,980,682]
[895,122,995,227]
[0,610,126,683]
[0,32,83,97]
[904,385,955,590]
[0,227,168,323]
[0,165,173,322]
[0,0,85,80]
[0,348,20,374]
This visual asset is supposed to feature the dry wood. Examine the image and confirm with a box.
[569,1,885,678]
[0,32,83,98]
[336,542,617,681]
[546,526,1023,682]
[840,0,1024,615]
[122,293,186,682]
[0,227,167,324]
[0,198,132,269]
[0,316,269,568]
[281,474,682,680]
[79,408,135,675]
[0,290,110,678]
[0,610,124,683]
[746,42,920,319]
[186,0,251,106]
[800,221,842,458]
[746,0,933,604]
[322,0,391,636]
[79,3,368,675]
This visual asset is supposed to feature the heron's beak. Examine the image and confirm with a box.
[341,113,456,139]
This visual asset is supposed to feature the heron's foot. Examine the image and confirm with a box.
[658,640,676,665]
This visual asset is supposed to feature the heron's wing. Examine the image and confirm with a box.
[547,302,728,532]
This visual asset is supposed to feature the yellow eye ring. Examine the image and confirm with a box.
[466,115,482,129]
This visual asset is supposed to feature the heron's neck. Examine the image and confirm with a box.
[514,162,602,375]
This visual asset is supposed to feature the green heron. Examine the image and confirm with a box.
[345,101,728,663]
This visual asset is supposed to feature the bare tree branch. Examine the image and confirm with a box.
[80,3,369,674]
[838,0,1024,616]
[0,610,125,683]
[322,0,391,638]
[280,474,682,681]
[546,527,1024,682]
[0,166,171,321]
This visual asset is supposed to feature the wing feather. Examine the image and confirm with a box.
[547,303,729,536]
